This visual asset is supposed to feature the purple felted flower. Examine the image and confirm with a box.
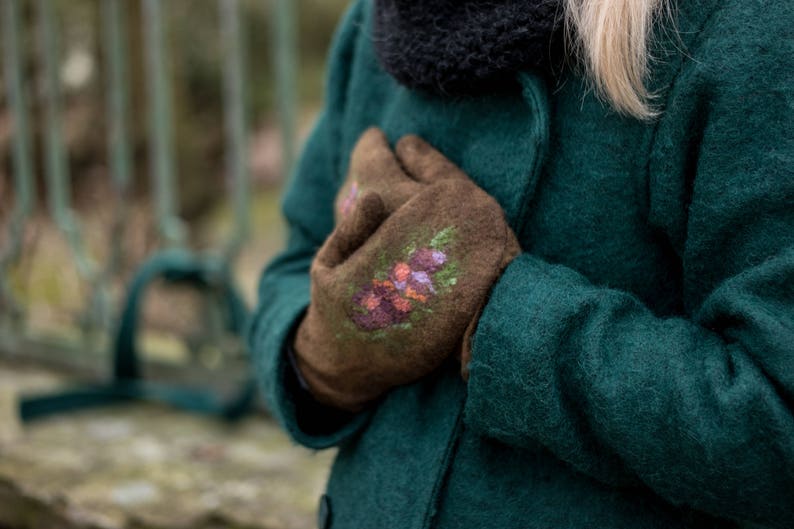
[402,270,436,302]
[339,181,359,217]
[389,262,411,292]
[351,280,412,331]
[409,248,447,273]
[409,271,435,294]
[349,231,456,331]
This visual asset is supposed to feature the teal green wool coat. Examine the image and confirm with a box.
[248,0,794,527]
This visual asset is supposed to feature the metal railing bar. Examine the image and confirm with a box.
[36,0,95,281]
[271,0,298,178]
[37,0,111,337]
[0,0,35,323]
[101,0,132,277]
[1,0,299,420]
[142,0,185,247]
[220,0,250,262]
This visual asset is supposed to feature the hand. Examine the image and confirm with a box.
[335,127,463,220]
[293,129,520,411]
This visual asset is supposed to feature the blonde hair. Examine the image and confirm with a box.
[564,0,672,120]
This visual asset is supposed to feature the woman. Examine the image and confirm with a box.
[248,0,794,527]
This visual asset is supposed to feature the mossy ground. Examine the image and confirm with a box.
[0,359,334,529]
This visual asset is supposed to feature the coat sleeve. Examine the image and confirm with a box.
[463,4,794,528]
[247,0,373,449]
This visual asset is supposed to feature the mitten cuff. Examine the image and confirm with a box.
[460,223,522,380]
[276,322,374,448]
[286,340,312,393]
[252,276,373,450]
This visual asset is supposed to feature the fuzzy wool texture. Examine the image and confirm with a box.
[372,0,564,95]
[248,0,794,527]
[294,158,517,411]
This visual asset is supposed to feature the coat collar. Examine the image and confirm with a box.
[371,0,564,96]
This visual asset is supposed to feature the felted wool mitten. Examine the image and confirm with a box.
[337,128,522,380]
[335,127,477,221]
[294,129,521,411]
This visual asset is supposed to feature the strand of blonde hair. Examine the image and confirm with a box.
[564,0,672,119]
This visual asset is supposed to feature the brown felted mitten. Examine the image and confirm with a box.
[339,128,522,381]
[294,129,521,411]
[334,127,459,221]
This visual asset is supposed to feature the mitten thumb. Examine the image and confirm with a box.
[316,191,388,268]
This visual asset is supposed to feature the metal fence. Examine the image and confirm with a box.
[0,0,297,404]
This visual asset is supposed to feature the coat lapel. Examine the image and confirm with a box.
[375,72,551,239]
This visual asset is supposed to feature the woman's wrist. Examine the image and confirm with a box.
[283,335,362,431]
[286,340,312,394]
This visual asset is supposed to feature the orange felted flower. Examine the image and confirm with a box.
[392,296,412,313]
[373,279,397,291]
[392,262,411,282]
[404,286,428,303]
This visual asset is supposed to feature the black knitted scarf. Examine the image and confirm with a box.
[372,0,564,95]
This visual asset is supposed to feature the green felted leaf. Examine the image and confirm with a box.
[403,240,417,257]
[434,262,459,291]
[429,226,456,250]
